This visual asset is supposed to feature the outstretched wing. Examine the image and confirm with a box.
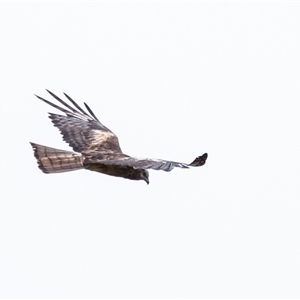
[35,90,122,154]
[84,153,208,172]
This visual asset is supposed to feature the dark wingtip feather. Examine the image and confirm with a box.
[45,89,60,100]
[189,153,208,167]
[34,94,45,100]
[84,102,99,121]
[45,90,83,114]
[45,89,54,95]
[63,92,92,118]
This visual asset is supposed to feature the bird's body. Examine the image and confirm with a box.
[30,90,207,184]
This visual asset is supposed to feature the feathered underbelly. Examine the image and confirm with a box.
[84,163,136,179]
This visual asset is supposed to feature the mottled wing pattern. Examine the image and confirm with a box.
[84,153,208,172]
[35,90,122,154]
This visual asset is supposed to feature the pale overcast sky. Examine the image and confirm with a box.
[0,2,300,298]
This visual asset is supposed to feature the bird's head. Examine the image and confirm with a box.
[138,169,149,185]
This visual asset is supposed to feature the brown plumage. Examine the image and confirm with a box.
[30,90,208,184]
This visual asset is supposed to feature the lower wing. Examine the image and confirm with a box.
[84,153,208,172]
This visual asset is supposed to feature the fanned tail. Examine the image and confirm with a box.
[30,142,83,174]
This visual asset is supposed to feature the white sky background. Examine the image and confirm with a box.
[0,2,300,298]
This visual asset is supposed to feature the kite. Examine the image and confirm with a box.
[30,90,208,184]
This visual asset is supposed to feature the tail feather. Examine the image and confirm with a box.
[30,142,83,174]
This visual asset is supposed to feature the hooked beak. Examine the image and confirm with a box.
[144,178,149,185]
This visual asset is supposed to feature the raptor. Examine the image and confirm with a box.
[30,90,208,184]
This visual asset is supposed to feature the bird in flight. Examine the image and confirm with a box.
[30,90,208,184]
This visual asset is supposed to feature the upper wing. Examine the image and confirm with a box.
[35,90,122,154]
[84,153,208,172]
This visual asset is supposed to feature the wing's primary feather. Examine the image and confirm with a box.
[63,92,95,119]
[46,89,79,114]
[84,102,99,121]
[189,153,208,167]
[36,90,122,154]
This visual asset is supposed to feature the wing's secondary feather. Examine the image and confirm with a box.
[36,90,122,154]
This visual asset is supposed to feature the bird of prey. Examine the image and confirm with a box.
[30,90,208,184]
